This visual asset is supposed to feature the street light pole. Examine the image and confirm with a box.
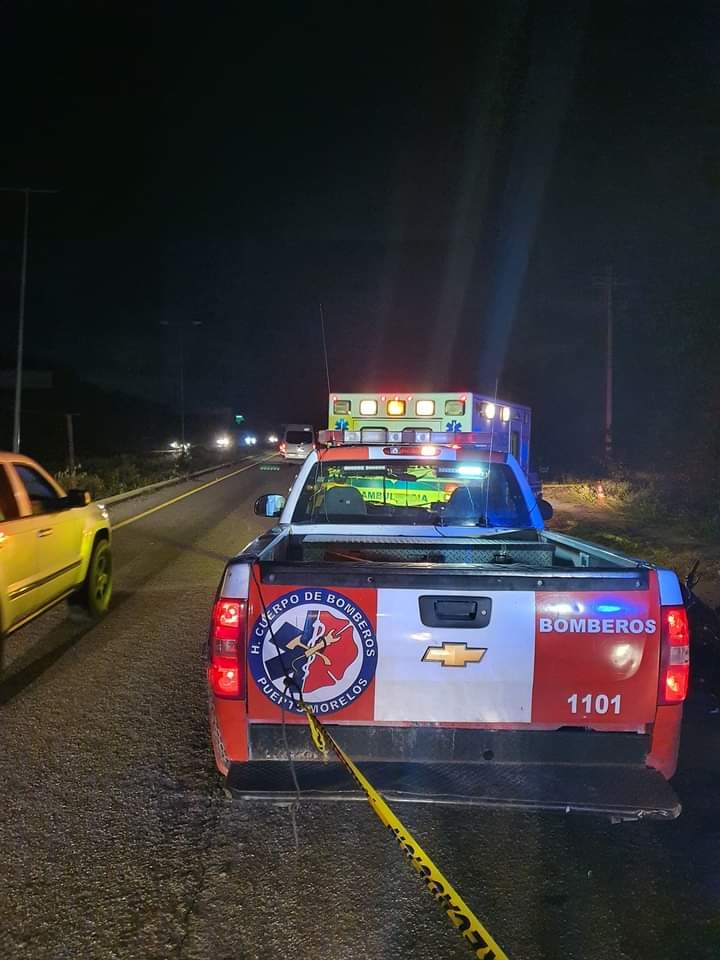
[160,320,202,447]
[13,190,30,453]
[0,186,58,452]
[178,324,185,447]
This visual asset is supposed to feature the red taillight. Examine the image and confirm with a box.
[208,598,247,698]
[659,605,690,704]
[279,442,286,452]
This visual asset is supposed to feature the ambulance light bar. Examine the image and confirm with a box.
[318,428,511,450]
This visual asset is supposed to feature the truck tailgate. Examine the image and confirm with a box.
[247,576,662,728]
[237,571,679,819]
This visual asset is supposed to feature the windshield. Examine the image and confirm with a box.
[286,431,313,445]
[291,458,532,527]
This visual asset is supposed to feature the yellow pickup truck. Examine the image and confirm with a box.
[0,452,112,662]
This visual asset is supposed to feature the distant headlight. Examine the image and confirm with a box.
[267,433,279,444]
[216,435,231,448]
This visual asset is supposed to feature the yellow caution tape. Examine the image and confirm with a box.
[302,705,510,960]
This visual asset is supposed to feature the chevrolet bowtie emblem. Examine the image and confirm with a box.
[421,642,487,667]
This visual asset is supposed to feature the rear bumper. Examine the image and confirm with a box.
[223,723,681,820]
[226,759,681,820]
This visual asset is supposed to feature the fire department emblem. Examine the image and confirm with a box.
[249,588,377,714]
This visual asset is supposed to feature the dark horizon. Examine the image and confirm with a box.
[1,1,718,468]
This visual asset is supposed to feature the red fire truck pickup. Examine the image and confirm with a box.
[207,398,688,820]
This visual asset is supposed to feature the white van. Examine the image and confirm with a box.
[280,424,314,460]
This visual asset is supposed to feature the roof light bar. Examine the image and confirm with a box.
[317,428,513,451]
[361,428,387,442]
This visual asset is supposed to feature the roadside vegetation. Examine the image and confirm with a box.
[545,469,720,604]
[569,470,719,526]
[53,449,235,501]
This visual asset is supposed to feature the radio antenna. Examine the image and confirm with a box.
[319,303,331,395]
[483,378,500,525]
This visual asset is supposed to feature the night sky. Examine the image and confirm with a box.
[1,2,718,466]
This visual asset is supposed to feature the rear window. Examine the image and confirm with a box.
[286,431,313,445]
[292,458,531,528]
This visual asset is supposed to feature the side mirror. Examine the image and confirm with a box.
[537,498,553,521]
[254,493,286,518]
[62,489,92,508]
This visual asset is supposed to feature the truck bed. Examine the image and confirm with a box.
[261,529,645,572]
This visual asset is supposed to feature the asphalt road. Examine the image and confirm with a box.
[1,459,719,960]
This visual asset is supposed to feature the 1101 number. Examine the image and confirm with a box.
[567,693,621,715]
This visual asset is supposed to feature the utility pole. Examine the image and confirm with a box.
[0,187,58,452]
[604,264,614,463]
[592,264,620,466]
[65,413,76,473]
[159,320,202,446]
